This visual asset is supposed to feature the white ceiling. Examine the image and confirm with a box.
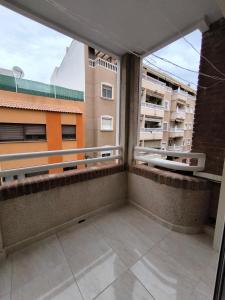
[0,0,223,57]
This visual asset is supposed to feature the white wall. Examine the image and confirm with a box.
[50,40,85,93]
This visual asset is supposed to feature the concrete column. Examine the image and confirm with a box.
[119,53,141,167]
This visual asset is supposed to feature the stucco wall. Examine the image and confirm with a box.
[128,172,210,233]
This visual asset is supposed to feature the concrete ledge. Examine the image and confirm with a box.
[0,165,127,254]
[128,165,210,234]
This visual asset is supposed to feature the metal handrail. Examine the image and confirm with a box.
[0,146,121,178]
[134,146,205,172]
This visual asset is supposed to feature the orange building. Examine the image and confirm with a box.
[0,78,84,181]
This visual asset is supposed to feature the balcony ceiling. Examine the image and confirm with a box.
[0,0,222,57]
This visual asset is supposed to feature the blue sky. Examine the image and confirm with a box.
[0,5,202,87]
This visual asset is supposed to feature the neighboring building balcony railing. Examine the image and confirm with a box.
[172,89,188,102]
[140,127,163,140]
[169,127,184,138]
[134,146,206,172]
[142,74,172,93]
[171,110,186,120]
[167,145,183,151]
[88,58,117,72]
[187,94,196,101]
[141,102,164,118]
[0,146,121,181]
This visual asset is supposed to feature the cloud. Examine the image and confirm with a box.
[146,30,202,89]
[0,5,72,83]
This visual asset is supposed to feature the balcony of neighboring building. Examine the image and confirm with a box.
[172,87,188,103]
[167,137,184,151]
[142,73,172,96]
[141,91,164,118]
[169,122,185,138]
[170,102,186,121]
[140,118,163,140]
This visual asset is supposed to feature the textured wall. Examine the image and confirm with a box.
[192,18,225,176]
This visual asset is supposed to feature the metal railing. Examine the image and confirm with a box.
[0,146,121,178]
[88,58,117,72]
[141,102,164,110]
[169,128,184,133]
[134,146,205,172]
[140,127,163,132]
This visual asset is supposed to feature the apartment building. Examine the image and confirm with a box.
[0,71,84,181]
[141,66,196,152]
[51,41,117,158]
[51,40,196,153]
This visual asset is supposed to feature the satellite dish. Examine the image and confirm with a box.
[12,66,24,79]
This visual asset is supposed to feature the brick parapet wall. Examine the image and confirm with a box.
[129,165,210,191]
[192,18,225,175]
[0,164,125,202]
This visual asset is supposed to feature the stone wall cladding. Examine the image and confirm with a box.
[192,18,225,176]
[0,164,125,201]
[129,165,210,191]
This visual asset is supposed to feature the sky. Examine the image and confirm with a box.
[0,5,202,87]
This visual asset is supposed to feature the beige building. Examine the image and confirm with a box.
[141,66,196,152]
[51,40,196,153]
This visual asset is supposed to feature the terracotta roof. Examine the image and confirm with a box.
[0,99,82,114]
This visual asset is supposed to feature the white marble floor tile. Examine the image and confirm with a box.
[116,206,170,242]
[191,281,214,300]
[58,222,127,300]
[94,211,155,267]
[95,271,154,300]
[158,231,218,281]
[0,258,11,298]
[11,263,83,300]
[11,235,67,291]
[131,246,199,300]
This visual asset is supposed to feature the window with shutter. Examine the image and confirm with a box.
[101,116,113,131]
[0,123,24,141]
[24,124,46,140]
[62,125,76,140]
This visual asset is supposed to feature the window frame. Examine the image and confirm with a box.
[100,115,113,131]
[164,100,170,111]
[61,124,76,140]
[101,82,114,100]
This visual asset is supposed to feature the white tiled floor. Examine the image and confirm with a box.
[0,206,219,300]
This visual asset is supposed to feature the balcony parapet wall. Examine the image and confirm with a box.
[128,165,210,234]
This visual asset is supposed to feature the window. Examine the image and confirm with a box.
[0,123,46,142]
[164,100,170,110]
[101,83,113,99]
[101,116,113,131]
[163,122,168,131]
[62,125,76,140]
[161,142,167,150]
[187,139,191,146]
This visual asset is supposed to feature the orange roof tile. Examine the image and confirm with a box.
[0,98,82,114]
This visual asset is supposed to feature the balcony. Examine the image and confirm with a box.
[171,110,186,121]
[172,89,188,103]
[0,146,218,300]
[140,127,163,140]
[169,127,184,138]
[168,145,183,151]
[142,74,172,96]
[88,58,117,72]
[141,102,164,118]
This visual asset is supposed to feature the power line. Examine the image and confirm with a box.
[151,54,225,81]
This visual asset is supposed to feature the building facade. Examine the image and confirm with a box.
[51,40,196,153]
[0,73,84,181]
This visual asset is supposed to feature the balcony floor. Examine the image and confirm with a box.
[0,206,218,300]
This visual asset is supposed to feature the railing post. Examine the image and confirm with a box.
[119,53,141,167]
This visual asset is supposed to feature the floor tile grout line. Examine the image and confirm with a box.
[130,270,156,300]
[55,232,85,300]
